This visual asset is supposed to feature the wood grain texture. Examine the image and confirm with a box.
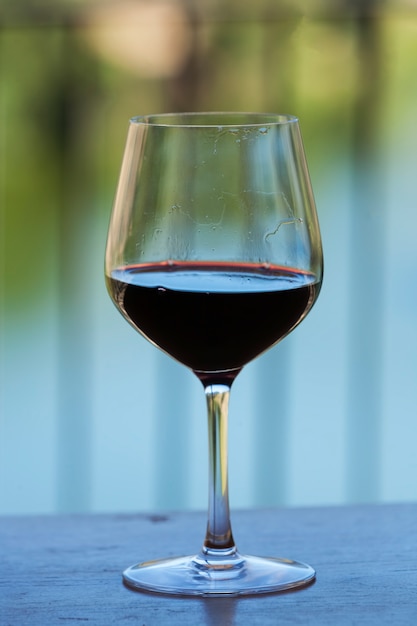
[1,504,417,625]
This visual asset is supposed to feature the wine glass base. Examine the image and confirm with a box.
[123,551,315,597]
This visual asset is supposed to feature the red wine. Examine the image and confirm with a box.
[107,262,320,380]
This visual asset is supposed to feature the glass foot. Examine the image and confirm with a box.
[123,549,315,596]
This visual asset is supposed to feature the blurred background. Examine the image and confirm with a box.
[1,0,417,515]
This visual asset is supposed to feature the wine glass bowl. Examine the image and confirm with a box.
[105,112,323,595]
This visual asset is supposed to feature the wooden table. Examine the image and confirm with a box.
[1,504,417,624]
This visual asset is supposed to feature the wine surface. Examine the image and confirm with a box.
[107,262,320,377]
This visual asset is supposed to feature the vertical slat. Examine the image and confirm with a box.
[153,355,192,510]
[252,346,291,506]
[0,28,7,510]
[347,6,385,502]
[0,27,59,513]
[55,26,99,512]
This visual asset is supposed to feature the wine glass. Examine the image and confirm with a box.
[105,112,323,596]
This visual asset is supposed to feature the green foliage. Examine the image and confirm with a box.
[1,3,417,313]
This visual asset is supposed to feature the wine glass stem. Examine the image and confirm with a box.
[203,383,236,553]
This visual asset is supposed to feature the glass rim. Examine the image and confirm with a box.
[129,112,299,128]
